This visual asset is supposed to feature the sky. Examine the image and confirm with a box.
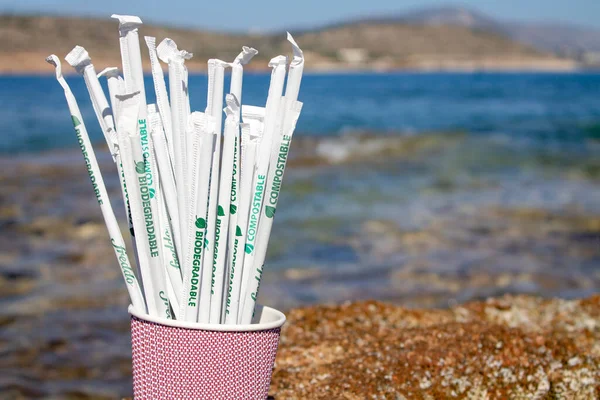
[0,0,598,32]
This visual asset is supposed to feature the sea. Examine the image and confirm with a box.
[1,72,600,397]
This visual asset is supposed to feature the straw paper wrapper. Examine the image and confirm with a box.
[148,105,182,316]
[219,47,257,322]
[209,94,240,322]
[97,67,124,125]
[239,100,303,324]
[46,55,146,312]
[116,92,172,318]
[112,15,147,102]
[180,113,216,322]
[157,38,193,264]
[145,36,175,163]
[148,107,183,264]
[284,33,304,104]
[201,59,229,324]
[225,120,260,324]
[65,46,117,158]
[238,56,287,318]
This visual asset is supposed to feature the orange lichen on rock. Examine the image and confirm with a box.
[270,296,600,399]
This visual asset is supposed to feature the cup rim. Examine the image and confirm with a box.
[128,304,286,332]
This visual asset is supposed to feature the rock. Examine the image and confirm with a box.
[270,295,600,399]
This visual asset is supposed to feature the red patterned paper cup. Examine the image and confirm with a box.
[129,304,286,400]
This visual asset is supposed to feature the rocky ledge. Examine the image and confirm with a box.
[270,296,599,399]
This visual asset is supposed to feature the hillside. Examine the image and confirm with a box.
[0,14,576,74]
[353,6,600,65]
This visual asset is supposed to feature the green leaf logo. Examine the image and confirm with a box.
[195,217,206,229]
[71,115,81,127]
[245,243,254,254]
[135,161,145,174]
[265,206,276,218]
[149,188,155,199]
[230,204,237,215]
[236,226,242,236]
[217,205,225,217]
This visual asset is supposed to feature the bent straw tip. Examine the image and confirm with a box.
[65,45,91,69]
[97,67,120,79]
[286,32,304,60]
[45,55,63,77]
[111,14,143,27]
[157,38,179,63]
[45,54,59,66]
[235,47,259,65]
[268,55,287,68]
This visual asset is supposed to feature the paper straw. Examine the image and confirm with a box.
[284,33,305,105]
[238,37,305,321]
[112,17,172,305]
[115,92,172,318]
[230,47,258,109]
[238,56,287,318]
[149,140,181,318]
[148,104,183,315]
[219,47,257,322]
[65,50,131,226]
[239,100,303,324]
[144,36,175,164]
[46,55,146,312]
[157,38,193,262]
[238,36,305,321]
[225,120,260,324]
[97,67,124,124]
[200,59,228,323]
[209,94,240,323]
[94,67,148,292]
[148,107,183,264]
[180,113,215,321]
[65,46,118,157]
[111,15,146,101]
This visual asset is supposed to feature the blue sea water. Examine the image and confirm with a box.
[2,72,600,397]
[2,72,600,154]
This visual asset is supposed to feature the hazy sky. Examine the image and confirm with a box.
[0,0,598,32]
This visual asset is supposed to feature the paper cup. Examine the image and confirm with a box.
[129,304,285,399]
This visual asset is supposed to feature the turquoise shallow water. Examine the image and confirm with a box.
[1,72,600,397]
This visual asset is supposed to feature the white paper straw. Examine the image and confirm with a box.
[115,92,172,318]
[238,36,305,322]
[180,113,215,321]
[46,55,146,312]
[97,67,124,124]
[148,104,183,315]
[284,33,305,105]
[157,38,193,263]
[95,66,147,291]
[225,120,260,324]
[209,94,239,322]
[148,107,183,263]
[200,59,228,323]
[219,46,257,322]
[144,36,175,164]
[238,56,287,318]
[239,100,303,324]
[65,46,117,157]
[111,15,147,102]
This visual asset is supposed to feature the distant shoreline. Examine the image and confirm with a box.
[0,63,590,76]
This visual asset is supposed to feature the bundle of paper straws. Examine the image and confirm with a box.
[46,15,303,325]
